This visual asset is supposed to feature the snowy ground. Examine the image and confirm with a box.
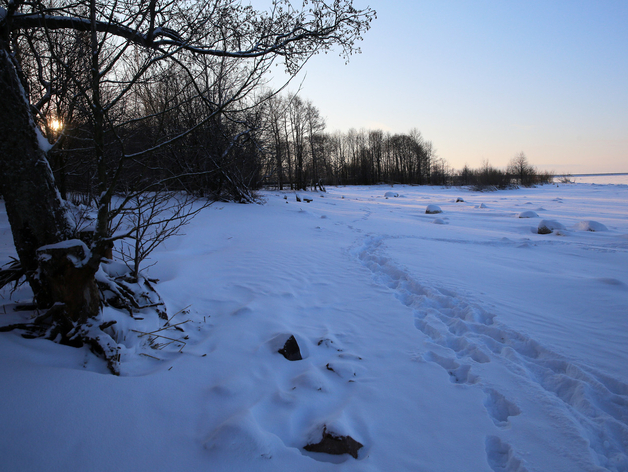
[1,181,627,472]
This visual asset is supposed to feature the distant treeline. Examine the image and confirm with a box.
[452,156,554,189]
[261,92,433,189]
[260,93,552,190]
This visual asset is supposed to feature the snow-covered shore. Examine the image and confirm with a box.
[1,181,627,471]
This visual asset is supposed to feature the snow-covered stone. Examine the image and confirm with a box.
[426,204,442,214]
[573,220,608,232]
[518,210,539,218]
[537,219,566,234]
[385,191,399,198]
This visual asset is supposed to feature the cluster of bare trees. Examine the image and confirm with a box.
[324,128,436,186]
[448,153,553,189]
[260,93,435,188]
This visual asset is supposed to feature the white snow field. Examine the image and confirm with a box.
[1,181,627,472]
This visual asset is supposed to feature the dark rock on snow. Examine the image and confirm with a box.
[304,427,363,459]
[278,335,302,361]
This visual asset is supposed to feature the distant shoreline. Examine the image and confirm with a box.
[569,172,628,177]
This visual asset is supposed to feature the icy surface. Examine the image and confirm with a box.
[1,182,628,471]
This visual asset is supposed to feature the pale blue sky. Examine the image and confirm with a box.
[267,1,628,173]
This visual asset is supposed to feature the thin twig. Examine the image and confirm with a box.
[139,352,161,360]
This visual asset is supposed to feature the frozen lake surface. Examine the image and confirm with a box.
[564,173,628,185]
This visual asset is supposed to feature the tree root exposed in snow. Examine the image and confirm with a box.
[131,320,191,353]
[1,261,172,375]
[0,303,121,374]
[98,273,167,320]
[0,257,28,294]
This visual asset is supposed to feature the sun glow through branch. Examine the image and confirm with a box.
[49,119,63,132]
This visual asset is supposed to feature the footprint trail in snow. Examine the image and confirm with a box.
[353,234,628,472]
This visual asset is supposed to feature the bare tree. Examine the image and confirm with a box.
[288,94,307,190]
[263,92,288,190]
[113,192,205,280]
[508,152,534,187]
[305,99,325,189]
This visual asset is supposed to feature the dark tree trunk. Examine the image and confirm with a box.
[0,42,99,320]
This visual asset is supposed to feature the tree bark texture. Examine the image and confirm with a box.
[37,241,100,324]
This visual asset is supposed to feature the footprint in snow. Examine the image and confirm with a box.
[446,337,491,364]
[423,351,479,384]
[485,436,529,472]
[483,388,521,428]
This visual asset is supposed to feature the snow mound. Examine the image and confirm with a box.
[384,191,399,198]
[204,411,275,459]
[475,203,488,209]
[432,218,447,225]
[573,220,608,232]
[537,219,566,234]
[425,204,442,214]
[518,210,539,218]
